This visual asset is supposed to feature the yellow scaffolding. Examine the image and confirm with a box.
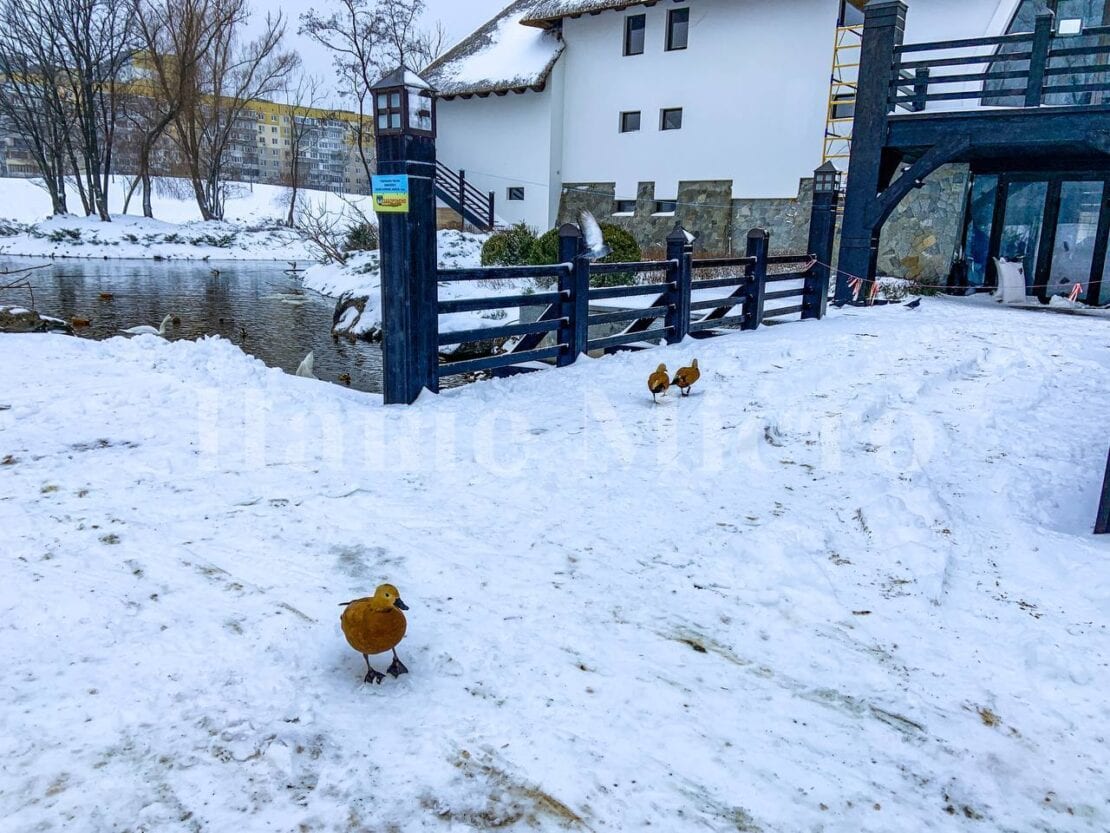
[822,24,863,170]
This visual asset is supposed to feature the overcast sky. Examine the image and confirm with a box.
[251,0,509,106]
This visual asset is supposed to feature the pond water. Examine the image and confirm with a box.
[0,258,385,393]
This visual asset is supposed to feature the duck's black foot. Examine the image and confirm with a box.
[387,656,409,678]
[363,668,385,684]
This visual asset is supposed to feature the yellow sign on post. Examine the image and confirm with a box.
[372,175,410,213]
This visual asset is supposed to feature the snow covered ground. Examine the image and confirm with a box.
[1,298,1108,832]
[0,177,373,262]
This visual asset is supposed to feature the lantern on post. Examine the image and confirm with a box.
[814,161,842,196]
[372,68,436,137]
[371,67,439,405]
[805,162,842,319]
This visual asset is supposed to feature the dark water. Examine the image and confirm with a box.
[0,258,384,393]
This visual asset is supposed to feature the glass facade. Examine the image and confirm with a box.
[1048,181,1104,295]
[965,175,998,287]
[961,173,1110,304]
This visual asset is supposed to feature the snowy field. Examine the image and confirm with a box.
[1,298,1108,832]
[0,177,372,262]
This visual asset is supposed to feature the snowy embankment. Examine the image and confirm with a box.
[1,299,1108,832]
[303,230,512,340]
[0,177,372,262]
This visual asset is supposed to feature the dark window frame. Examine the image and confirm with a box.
[614,199,637,214]
[624,14,646,56]
[654,200,678,214]
[660,107,683,131]
[619,110,642,133]
[507,186,525,201]
[666,7,690,51]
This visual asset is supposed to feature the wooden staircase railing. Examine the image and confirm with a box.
[435,162,495,231]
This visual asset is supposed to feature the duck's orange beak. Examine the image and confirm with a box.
[394,598,409,610]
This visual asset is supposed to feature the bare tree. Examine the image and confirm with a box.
[295,198,349,263]
[407,19,449,72]
[170,0,297,220]
[42,0,139,221]
[280,73,330,227]
[129,0,232,218]
[0,1,71,215]
[299,0,379,187]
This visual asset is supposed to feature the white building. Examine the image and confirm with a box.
[425,0,1025,239]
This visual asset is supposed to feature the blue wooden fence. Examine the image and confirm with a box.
[369,68,839,404]
[433,225,822,386]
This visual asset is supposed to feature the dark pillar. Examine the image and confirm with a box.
[1096,447,1110,535]
[804,162,841,320]
[742,228,769,330]
[665,224,693,343]
[373,68,439,404]
[557,223,587,367]
[835,1,908,303]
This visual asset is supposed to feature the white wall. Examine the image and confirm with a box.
[435,75,562,231]
[558,0,839,202]
[432,0,1026,224]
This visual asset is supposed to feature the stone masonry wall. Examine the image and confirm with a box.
[559,170,968,280]
[877,164,970,284]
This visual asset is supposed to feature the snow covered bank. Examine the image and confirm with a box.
[0,177,373,262]
[1,300,1108,832]
[303,230,512,340]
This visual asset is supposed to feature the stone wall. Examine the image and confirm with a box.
[877,164,970,284]
[558,169,969,281]
[559,180,735,255]
[560,178,814,257]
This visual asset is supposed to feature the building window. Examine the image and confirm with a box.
[614,199,636,214]
[624,14,645,56]
[654,200,677,214]
[660,108,683,130]
[619,111,641,133]
[507,186,525,201]
[667,8,690,51]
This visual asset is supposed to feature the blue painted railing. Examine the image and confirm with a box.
[434,225,822,384]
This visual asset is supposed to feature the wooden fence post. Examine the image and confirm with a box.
[665,224,693,343]
[742,228,769,330]
[372,68,439,405]
[1025,11,1054,108]
[1096,446,1110,534]
[804,163,841,321]
[912,67,930,112]
[557,223,585,367]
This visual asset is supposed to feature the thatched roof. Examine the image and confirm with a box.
[423,1,564,98]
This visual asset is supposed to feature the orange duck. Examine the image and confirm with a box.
[647,363,670,403]
[340,583,409,684]
[671,358,700,396]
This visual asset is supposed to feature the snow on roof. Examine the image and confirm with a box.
[424,0,565,97]
[520,0,654,28]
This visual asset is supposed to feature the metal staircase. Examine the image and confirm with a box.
[434,162,496,231]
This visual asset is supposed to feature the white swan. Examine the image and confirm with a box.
[295,351,317,379]
[123,314,173,337]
